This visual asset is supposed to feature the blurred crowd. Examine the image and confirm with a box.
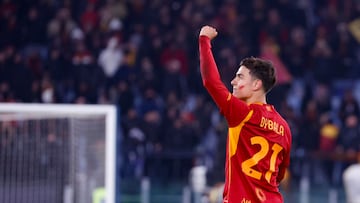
[1,0,360,189]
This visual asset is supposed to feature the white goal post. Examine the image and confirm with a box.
[0,103,117,203]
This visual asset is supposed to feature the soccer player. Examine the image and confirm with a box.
[199,25,292,203]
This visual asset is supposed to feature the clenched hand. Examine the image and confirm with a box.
[199,25,218,40]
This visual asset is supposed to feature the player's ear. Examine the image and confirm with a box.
[253,79,263,91]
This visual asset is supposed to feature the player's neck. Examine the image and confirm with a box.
[245,94,267,105]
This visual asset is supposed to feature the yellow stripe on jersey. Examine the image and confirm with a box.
[226,93,231,101]
[228,110,254,157]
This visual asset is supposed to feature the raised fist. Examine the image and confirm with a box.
[199,25,218,40]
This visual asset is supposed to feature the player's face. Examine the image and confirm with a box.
[231,66,255,100]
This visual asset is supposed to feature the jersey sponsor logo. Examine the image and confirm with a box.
[260,117,284,136]
[241,197,251,203]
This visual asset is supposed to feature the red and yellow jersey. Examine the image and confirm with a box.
[199,36,292,203]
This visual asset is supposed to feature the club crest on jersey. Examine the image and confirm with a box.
[260,117,284,136]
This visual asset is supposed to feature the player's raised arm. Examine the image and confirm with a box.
[198,26,231,111]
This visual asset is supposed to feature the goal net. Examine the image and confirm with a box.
[0,103,117,203]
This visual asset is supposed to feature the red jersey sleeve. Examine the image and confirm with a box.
[199,36,250,126]
[276,124,292,183]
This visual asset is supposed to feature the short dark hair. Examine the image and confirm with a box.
[239,57,276,93]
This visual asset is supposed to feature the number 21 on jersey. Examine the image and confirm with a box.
[241,136,283,183]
